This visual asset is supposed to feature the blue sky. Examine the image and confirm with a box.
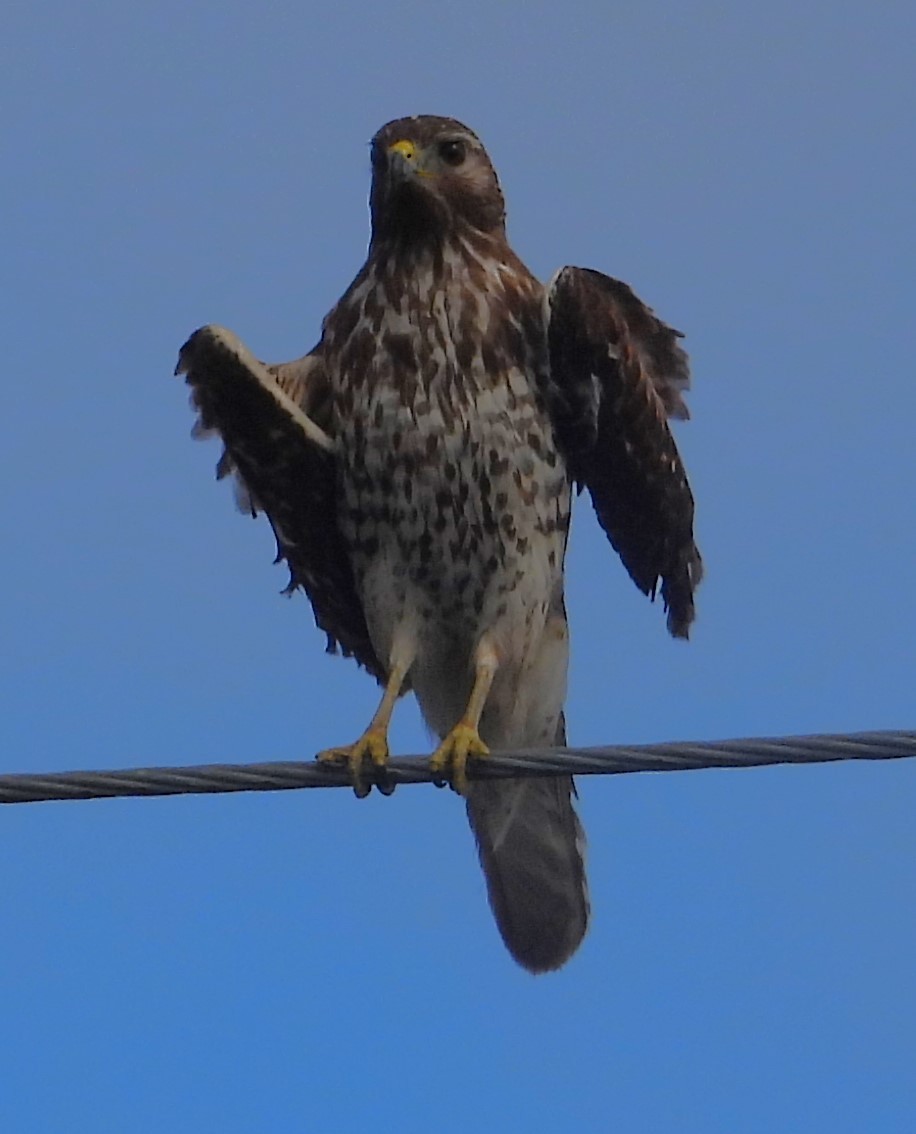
[2,2,914,1131]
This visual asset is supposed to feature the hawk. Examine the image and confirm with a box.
[177,115,701,973]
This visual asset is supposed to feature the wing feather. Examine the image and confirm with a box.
[546,267,702,637]
[176,325,385,679]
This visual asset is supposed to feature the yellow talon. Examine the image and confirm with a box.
[317,729,390,797]
[429,723,490,795]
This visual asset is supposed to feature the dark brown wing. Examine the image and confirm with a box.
[176,325,385,680]
[546,267,702,637]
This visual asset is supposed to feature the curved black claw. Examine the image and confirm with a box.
[373,766,397,797]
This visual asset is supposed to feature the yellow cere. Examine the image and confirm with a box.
[388,139,418,161]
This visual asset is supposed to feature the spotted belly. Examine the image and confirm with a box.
[338,403,571,684]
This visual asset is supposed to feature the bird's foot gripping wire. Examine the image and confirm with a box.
[317,729,393,798]
[429,724,490,795]
[317,657,410,797]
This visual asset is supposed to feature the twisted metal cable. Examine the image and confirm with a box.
[1,730,913,805]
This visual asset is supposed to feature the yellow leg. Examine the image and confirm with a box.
[317,659,409,797]
[429,637,499,795]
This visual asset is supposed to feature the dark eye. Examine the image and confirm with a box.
[438,139,467,166]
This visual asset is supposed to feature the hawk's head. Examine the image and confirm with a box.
[369,116,506,244]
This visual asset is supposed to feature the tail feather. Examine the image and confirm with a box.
[466,716,589,973]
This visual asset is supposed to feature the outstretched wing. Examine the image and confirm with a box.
[176,325,385,680]
[546,267,702,637]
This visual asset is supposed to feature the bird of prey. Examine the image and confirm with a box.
[177,115,701,973]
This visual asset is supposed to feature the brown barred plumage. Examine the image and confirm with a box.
[177,115,700,972]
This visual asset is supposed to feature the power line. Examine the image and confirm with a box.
[1,730,912,805]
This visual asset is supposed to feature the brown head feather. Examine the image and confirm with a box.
[369,116,505,246]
